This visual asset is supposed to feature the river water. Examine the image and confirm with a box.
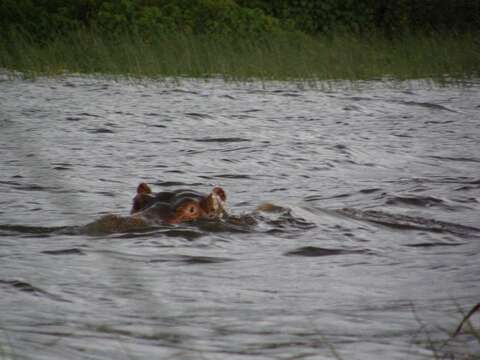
[0,75,479,359]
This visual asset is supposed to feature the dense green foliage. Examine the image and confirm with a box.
[0,0,283,42]
[238,0,480,35]
[1,0,479,41]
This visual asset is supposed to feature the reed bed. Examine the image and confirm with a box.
[0,29,479,81]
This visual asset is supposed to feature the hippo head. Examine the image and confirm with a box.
[131,183,227,224]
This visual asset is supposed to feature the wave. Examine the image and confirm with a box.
[284,246,369,257]
[338,208,480,236]
[0,279,70,302]
[0,224,79,235]
[385,195,445,207]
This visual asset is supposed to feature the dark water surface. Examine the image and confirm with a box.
[1,76,479,359]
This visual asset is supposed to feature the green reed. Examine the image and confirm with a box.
[411,302,480,360]
[0,28,479,81]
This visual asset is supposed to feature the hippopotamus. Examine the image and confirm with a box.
[130,183,227,224]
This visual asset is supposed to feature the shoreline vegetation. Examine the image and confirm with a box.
[1,0,479,81]
[2,29,479,81]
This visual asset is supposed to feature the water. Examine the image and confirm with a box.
[1,76,479,359]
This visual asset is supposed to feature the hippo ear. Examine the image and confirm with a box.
[137,182,152,194]
[212,187,226,201]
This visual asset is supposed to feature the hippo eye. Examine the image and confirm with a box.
[189,206,195,213]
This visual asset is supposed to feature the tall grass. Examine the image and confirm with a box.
[0,28,479,81]
[412,303,480,360]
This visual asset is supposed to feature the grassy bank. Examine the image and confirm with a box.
[1,29,479,81]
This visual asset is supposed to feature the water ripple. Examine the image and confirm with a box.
[339,208,480,236]
[149,255,232,264]
[41,248,86,255]
[193,137,250,143]
[0,279,70,302]
[284,246,369,257]
[2,77,480,360]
